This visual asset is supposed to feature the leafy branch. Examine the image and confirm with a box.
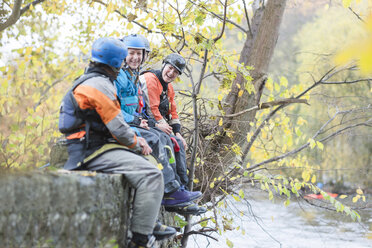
[0,0,46,32]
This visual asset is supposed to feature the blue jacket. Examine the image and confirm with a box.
[115,68,141,124]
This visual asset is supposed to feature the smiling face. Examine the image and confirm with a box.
[126,48,143,70]
[162,63,180,83]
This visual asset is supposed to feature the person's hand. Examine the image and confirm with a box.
[140,119,149,130]
[137,137,152,155]
[175,132,187,150]
[156,122,173,135]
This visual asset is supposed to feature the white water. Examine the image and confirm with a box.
[189,188,372,248]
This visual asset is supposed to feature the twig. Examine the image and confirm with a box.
[213,0,228,42]
[217,98,309,118]
[187,0,247,33]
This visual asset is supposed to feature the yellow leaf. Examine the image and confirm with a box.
[282,144,287,153]
[107,2,114,13]
[309,139,316,149]
[219,118,223,126]
[232,195,240,202]
[25,47,32,56]
[280,76,288,87]
[311,175,316,184]
[157,163,163,170]
[29,4,33,10]
[210,182,215,188]
[356,188,363,195]
[238,90,243,97]
[316,141,324,150]
[342,0,352,8]
[238,32,243,41]
[297,117,307,126]
[352,195,360,203]
[193,178,199,183]
[127,22,134,30]
[218,94,223,101]
[339,195,348,199]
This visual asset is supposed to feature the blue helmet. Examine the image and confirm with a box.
[91,37,127,69]
[136,34,151,53]
[121,34,146,50]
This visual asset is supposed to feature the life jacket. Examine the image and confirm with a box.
[115,69,144,121]
[59,72,112,170]
[159,89,170,121]
[140,70,171,121]
[59,72,109,135]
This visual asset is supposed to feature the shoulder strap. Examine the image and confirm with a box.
[71,72,103,91]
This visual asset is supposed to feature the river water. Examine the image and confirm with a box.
[189,188,372,248]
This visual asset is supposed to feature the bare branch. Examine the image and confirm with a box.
[321,78,372,85]
[92,0,151,32]
[348,7,365,23]
[246,114,371,171]
[33,73,70,111]
[182,229,219,241]
[169,1,186,52]
[217,98,309,118]
[20,0,46,16]
[242,0,253,37]
[187,0,248,33]
[241,65,367,166]
[213,0,228,42]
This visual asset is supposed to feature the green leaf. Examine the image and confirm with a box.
[309,139,316,149]
[239,189,245,199]
[232,195,241,202]
[200,219,208,227]
[269,191,273,200]
[174,215,188,228]
[226,238,234,248]
[316,141,324,150]
[195,15,205,25]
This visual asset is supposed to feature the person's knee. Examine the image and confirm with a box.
[145,164,164,190]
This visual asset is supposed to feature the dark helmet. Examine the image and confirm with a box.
[163,53,186,74]
[136,34,151,53]
[91,37,127,69]
[121,34,146,50]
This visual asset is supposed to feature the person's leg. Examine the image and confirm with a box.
[137,128,180,194]
[149,128,181,184]
[149,128,202,206]
[84,149,162,235]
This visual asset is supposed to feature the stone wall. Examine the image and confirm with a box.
[0,170,131,248]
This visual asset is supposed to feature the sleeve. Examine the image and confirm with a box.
[73,79,141,152]
[171,123,181,134]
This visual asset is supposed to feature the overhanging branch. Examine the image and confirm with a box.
[217,98,309,118]
[0,0,46,32]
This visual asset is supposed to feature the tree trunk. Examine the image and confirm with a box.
[213,0,287,154]
[203,0,287,195]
